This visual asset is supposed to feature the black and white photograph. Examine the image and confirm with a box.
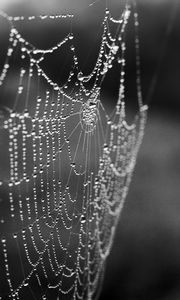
[0,0,180,299]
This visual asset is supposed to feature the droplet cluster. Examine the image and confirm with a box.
[0,4,147,300]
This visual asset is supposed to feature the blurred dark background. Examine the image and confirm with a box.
[1,0,180,299]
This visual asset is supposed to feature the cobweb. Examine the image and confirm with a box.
[0,2,148,300]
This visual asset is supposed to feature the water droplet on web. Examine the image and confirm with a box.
[22,229,26,234]
[100,70,105,75]
[37,97,41,103]
[81,215,86,223]
[21,47,26,52]
[20,68,26,76]
[69,33,74,40]
[0,106,11,129]
[7,48,13,56]
[4,63,9,69]
[112,45,119,54]
[89,102,96,107]
[23,280,28,287]
[77,72,84,81]
[18,85,23,94]
[1,237,6,243]
[117,58,122,64]
[124,9,131,19]
[13,233,17,239]
[33,49,40,55]
[54,85,59,91]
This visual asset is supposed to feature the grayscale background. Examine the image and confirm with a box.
[0,0,180,299]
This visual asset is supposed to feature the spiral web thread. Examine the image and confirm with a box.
[0,2,148,300]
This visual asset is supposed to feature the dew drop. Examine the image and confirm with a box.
[124,9,131,19]
[21,68,26,76]
[7,48,13,56]
[23,280,28,287]
[13,233,17,239]
[33,49,40,55]
[22,229,26,234]
[18,85,23,94]
[117,58,122,64]
[81,215,86,224]
[77,72,84,82]
[4,63,9,69]
[1,237,6,243]
[0,106,11,129]
[54,85,59,91]
[89,102,96,108]
[21,47,26,52]
[37,97,41,103]
[112,45,119,54]
[69,33,74,40]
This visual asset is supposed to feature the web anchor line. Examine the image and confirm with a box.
[0,2,147,300]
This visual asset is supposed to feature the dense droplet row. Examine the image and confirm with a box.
[0,4,148,300]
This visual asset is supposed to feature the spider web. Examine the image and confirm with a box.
[0,2,148,300]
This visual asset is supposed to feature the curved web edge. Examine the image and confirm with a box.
[0,2,148,300]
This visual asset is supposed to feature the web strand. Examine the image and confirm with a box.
[0,2,147,300]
